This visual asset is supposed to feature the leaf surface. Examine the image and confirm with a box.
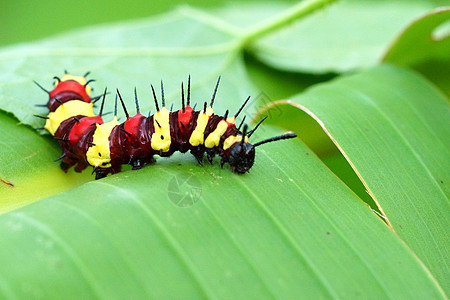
[260,65,450,294]
[247,0,443,73]
[0,3,447,298]
[0,126,444,299]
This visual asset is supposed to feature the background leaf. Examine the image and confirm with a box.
[245,0,444,73]
[0,2,334,205]
[0,126,444,299]
[0,8,252,128]
[260,65,450,294]
[383,7,450,96]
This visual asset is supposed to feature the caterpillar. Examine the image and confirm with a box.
[34,72,297,180]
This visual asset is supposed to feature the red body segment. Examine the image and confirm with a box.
[68,116,103,145]
[55,116,99,173]
[177,106,193,132]
[47,80,91,112]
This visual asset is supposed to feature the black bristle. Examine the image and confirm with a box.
[223,109,229,120]
[151,84,160,111]
[210,76,221,107]
[116,89,129,119]
[114,94,118,117]
[33,81,49,94]
[85,79,95,87]
[55,137,70,142]
[240,125,248,145]
[237,115,246,131]
[99,87,107,117]
[34,114,49,120]
[181,81,186,111]
[247,116,268,138]
[161,80,165,107]
[235,96,250,118]
[134,87,140,114]
[54,153,66,162]
[187,75,191,106]
[120,128,132,137]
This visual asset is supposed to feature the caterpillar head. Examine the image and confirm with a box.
[228,123,297,173]
[228,141,256,173]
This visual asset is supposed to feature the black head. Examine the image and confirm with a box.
[228,142,255,173]
[226,120,297,174]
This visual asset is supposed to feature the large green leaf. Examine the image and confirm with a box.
[0,0,336,205]
[0,1,447,298]
[260,65,450,294]
[0,125,445,299]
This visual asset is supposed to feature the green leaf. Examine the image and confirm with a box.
[0,111,92,212]
[0,8,247,129]
[259,65,450,294]
[0,125,445,298]
[0,1,334,206]
[384,7,450,66]
[383,7,450,96]
[246,0,442,73]
[0,8,252,207]
[0,2,447,298]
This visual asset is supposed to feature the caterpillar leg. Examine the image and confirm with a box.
[94,165,121,180]
[128,155,156,170]
[74,162,88,173]
[206,149,216,165]
[60,157,77,172]
[190,149,204,166]
[128,155,142,170]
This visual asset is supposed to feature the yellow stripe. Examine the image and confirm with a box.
[44,100,95,135]
[151,107,171,152]
[86,116,120,168]
[226,117,236,125]
[223,135,249,150]
[189,106,214,146]
[205,120,228,148]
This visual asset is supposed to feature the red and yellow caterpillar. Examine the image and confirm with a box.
[35,72,297,179]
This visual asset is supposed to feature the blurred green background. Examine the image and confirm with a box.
[1,0,313,101]
[1,0,293,47]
